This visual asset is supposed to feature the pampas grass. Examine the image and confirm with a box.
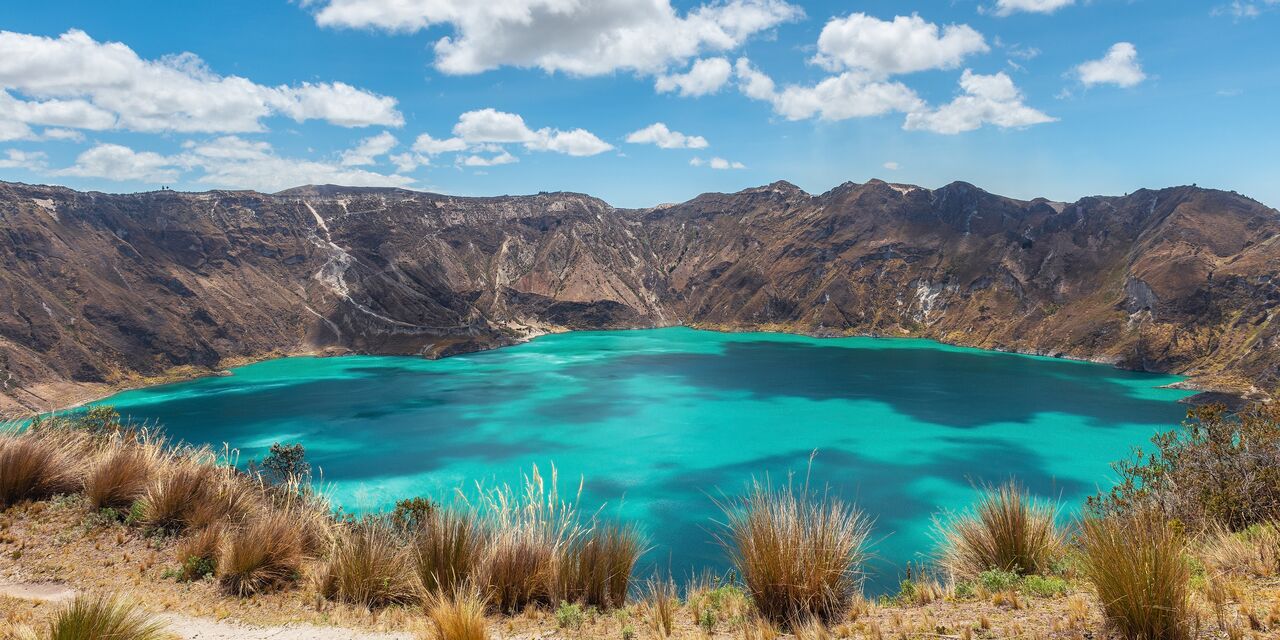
[1080,511,1191,640]
[716,478,872,628]
[936,481,1064,580]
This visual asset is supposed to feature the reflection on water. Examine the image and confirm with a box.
[95,328,1193,593]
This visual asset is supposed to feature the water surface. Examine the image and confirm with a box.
[95,328,1193,591]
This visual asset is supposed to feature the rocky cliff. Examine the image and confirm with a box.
[1,178,1276,413]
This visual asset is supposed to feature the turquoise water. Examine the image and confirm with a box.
[93,328,1193,591]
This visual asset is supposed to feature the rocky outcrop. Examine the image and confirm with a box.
[0,178,1276,413]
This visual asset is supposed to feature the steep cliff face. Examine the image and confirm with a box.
[0,178,1275,413]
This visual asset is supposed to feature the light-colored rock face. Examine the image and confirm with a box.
[0,179,1277,413]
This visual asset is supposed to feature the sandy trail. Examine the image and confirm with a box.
[0,582,414,640]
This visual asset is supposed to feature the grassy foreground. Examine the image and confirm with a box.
[3,405,1280,639]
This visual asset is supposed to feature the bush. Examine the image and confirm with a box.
[1021,574,1069,598]
[1090,403,1280,531]
[319,518,417,608]
[935,481,1063,580]
[413,508,485,596]
[555,601,584,630]
[217,509,305,596]
[425,586,490,640]
[556,522,645,609]
[717,478,872,628]
[0,429,81,508]
[249,442,310,485]
[46,594,168,640]
[1080,511,1190,640]
[392,496,438,531]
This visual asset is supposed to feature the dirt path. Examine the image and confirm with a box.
[0,582,414,640]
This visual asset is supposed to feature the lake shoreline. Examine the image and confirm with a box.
[18,321,1245,419]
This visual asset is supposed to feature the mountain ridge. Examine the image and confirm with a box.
[1,178,1276,414]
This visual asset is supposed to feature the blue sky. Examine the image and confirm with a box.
[1,0,1277,208]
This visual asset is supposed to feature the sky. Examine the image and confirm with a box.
[0,0,1277,208]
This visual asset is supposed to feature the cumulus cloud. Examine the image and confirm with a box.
[412,133,469,155]
[690,156,744,169]
[56,143,181,182]
[449,108,612,156]
[0,29,402,135]
[340,131,398,166]
[625,123,709,149]
[883,161,900,170]
[655,57,733,96]
[0,149,48,170]
[904,70,1056,134]
[1076,42,1146,88]
[304,0,802,77]
[735,58,924,121]
[462,150,518,167]
[52,136,415,191]
[812,13,988,76]
[989,0,1075,16]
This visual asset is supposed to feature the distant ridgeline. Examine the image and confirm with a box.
[0,178,1276,412]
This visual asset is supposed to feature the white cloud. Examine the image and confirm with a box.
[1076,42,1146,88]
[40,128,85,141]
[883,161,900,170]
[340,131,398,166]
[388,152,425,173]
[306,0,803,76]
[56,143,181,182]
[412,133,469,155]
[0,149,48,170]
[812,13,988,76]
[625,123,709,149]
[690,156,744,169]
[450,108,612,156]
[462,150,518,167]
[655,57,733,97]
[0,29,402,134]
[735,58,924,121]
[181,136,414,191]
[709,157,745,170]
[990,0,1075,16]
[904,69,1056,134]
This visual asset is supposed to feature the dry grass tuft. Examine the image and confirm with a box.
[717,478,872,628]
[0,429,82,508]
[425,586,490,640]
[474,465,581,613]
[140,456,218,532]
[45,593,169,640]
[174,524,221,581]
[413,508,486,596]
[936,481,1063,580]
[556,521,645,608]
[640,575,678,639]
[217,508,305,596]
[319,518,418,608]
[1080,511,1190,640]
[1201,522,1280,578]
[84,436,162,511]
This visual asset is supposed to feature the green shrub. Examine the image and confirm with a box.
[556,601,585,630]
[1090,403,1280,531]
[1021,574,1069,597]
[977,568,1021,592]
[391,496,438,531]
